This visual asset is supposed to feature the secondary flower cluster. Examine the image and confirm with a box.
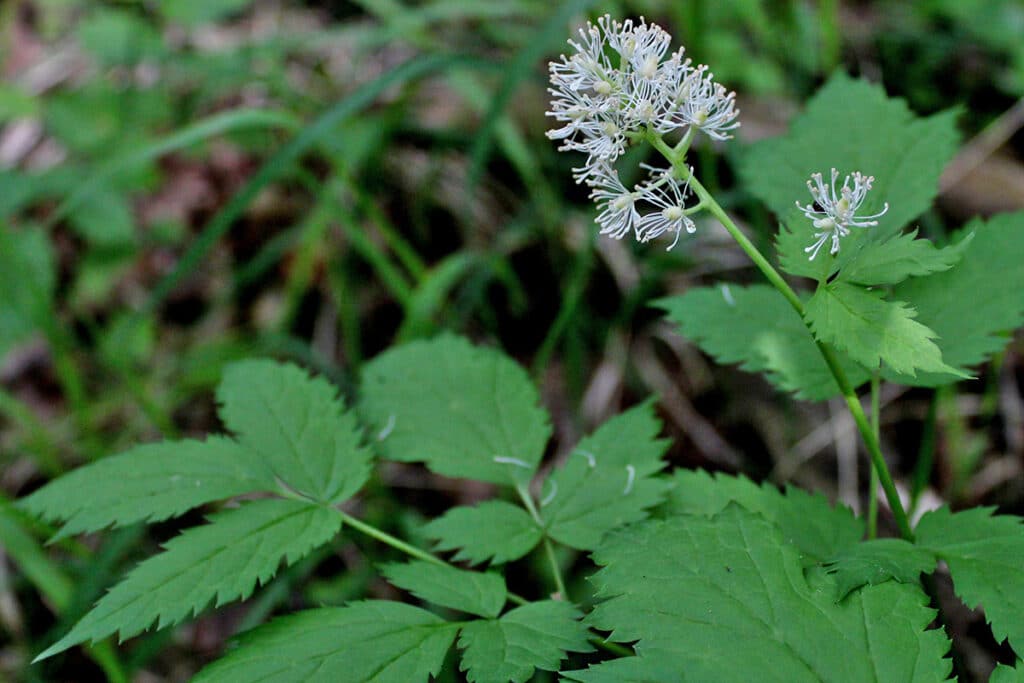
[546,16,739,249]
[797,169,889,260]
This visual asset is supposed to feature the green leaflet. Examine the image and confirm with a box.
[836,230,973,286]
[458,601,592,683]
[381,561,506,618]
[804,281,964,378]
[889,212,1024,384]
[824,539,936,601]
[192,601,459,683]
[18,436,275,540]
[424,500,542,565]
[917,506,1024,654]
[218,359,373,503]
[777,225,973,288]
[359,334,551,485]
[36,499,342,660]
[991,662,1024,683]
[741,72,960,272]
[664,469,864,564]
[541,401,670,550]
[570,507,951,682]
[657,284,870,400]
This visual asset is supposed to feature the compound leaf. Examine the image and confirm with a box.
[542,401,670,550]
[741,72,959,274]
[36,499,341,660]
[804,281,964,377]
[19,436,274,540]
[217,360,373,504]
[664,469,864,564]
[424,500,542,565]
[824,539,936,601]
[459,601,592,683]
[916,506,1024,654]
[360,335,551,485]
[657,285,870,401]
[890,212,1024,384]
[381,560,506,618]
[570,507,951,682]
[192,601,459,683]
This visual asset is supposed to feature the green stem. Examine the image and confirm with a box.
[542,538,569,600]
[868,371,881,539]
[652,136,915,541]
[336,508,528,607]
[334,505,638,656]
[516,484,570,600]
[337,509,446,567]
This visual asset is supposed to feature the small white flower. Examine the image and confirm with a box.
[635,167,695,250]
[549,21,615,95]
[588,165,641,240]
[546,16,740,248]
[796,168,889,260]
[673,65,740,140]
[622,71,677,133]
[607,17,672,76]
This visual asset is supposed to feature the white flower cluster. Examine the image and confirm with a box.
[796,169,889,260]
[546,16,738,249]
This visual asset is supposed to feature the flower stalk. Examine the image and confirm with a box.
[547,15,915,541]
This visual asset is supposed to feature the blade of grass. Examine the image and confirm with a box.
[0,388,63,476]
[0,497,126,682]
[143,53,475,314]
[45,109,302,230]
[467,0,599,187]
[396,251,478,342]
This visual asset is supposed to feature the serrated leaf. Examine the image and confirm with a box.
[18,436,274,540]
[741,72,960,275]
[541,402,669,550]
[570,507,951,682]
[804,281,964,377]
[359,335,551,485]
[916,506,1024,653]
[217,360,372,503]
[459,601,592,683]
[657,285,870,401]
[381,560,506,618]
[890,213,1024,384]
[992,661,1024,683]
[837,230,973,286]
[0,225,54,357]
[36,499,341,660]
[424,500,542,565]
[193,601,459,683]
[664,470,864,563]
[824,539,936,600]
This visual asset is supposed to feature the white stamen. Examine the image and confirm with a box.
[493,455,532,469]
[541,480,558,506]
[721,284,735,306]
[377,414,396,440]
[623,465,636,495]
[576,450,597,467]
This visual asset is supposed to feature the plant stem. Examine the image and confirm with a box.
[651,136,915,541]
[336,508,528,607]
[868,372,881,539]
[516,484,570,600]
[336,506,635,655]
